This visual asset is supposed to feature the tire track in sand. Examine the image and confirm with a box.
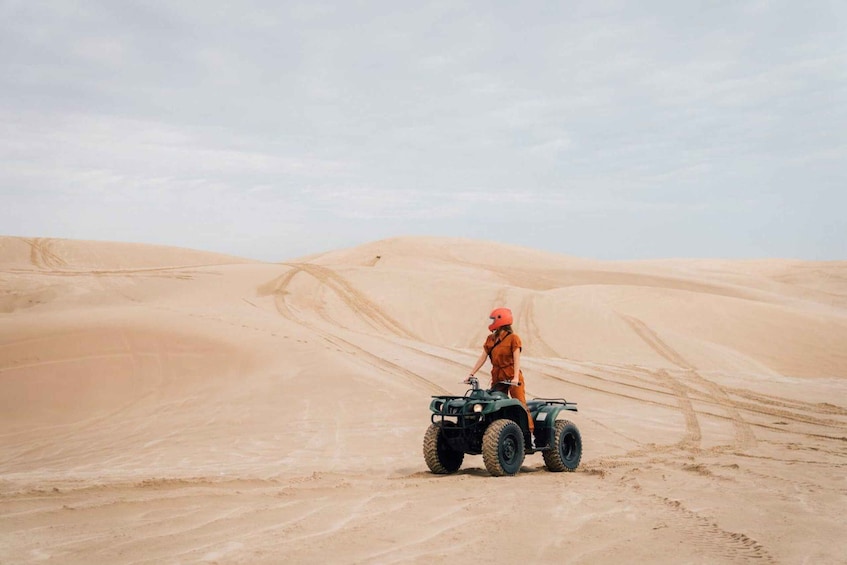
[520,295,560,358]
[23,238,67,270]
[650,494,776,563]
[533,363,845,444]
[620,314,757,451]
[264,265,447,395]
[282,263,418,340]
[617,315,702,448]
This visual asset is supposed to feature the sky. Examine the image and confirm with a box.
[1,0,845,261]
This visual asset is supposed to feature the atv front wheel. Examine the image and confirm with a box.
[423,422,464,474]
[482,419,525,476]
[542,419,582,472]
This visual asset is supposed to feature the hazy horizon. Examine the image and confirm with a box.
[2,1,845,262]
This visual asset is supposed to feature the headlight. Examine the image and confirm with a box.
[473,403,483,413]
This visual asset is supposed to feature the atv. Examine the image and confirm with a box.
[423,377,582,476]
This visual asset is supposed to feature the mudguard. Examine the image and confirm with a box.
[530,399,578,430]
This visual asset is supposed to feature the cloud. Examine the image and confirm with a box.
[1,0,845,260]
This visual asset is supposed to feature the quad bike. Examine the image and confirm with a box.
[423,377,582,476]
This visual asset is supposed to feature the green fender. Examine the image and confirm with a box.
[482,398,531,431]
[530,401,578,430]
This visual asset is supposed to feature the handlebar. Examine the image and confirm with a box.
[460,377,518,390]
[462,376,481,390]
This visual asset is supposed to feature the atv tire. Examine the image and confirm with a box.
[543,419,582,472]
[423,422,464,474]
[482,419,525,476]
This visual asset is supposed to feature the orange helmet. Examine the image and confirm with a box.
[488,307,513,332]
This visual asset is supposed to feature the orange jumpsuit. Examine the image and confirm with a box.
[484,332,534,432]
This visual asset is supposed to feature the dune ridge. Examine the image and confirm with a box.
[1,235,845,564]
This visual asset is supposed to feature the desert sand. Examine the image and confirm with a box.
[1,235,846,564]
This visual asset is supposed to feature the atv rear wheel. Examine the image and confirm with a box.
[423,422,464,474]
[482,419,525,476]
[542,419,582,472]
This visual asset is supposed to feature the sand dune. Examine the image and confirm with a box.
[1,235,845,564]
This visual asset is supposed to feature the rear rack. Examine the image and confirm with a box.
[530,398,578,411]
[531,397,573,405]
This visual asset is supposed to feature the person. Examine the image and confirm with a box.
[466,307,535,439]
